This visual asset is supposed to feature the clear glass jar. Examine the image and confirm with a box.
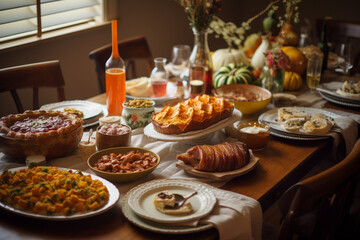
[261,66,284,93]
[189,28,213,97]
[150,57,168,97]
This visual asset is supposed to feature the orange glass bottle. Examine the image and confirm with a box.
[105,20,126,116]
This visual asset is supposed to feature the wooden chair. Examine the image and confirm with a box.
[89,35,154,93]
[316,19,360,73]
[0,60,66,113]
[274,139,360,240]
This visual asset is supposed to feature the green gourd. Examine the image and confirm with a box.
[263,10,278,34]
[213,63,254,88]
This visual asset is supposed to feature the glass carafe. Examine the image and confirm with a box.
[105,20,125,116]
[189,28,213,97]
[150,58,168,97]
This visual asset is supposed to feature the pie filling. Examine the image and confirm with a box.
[9,115,71,133]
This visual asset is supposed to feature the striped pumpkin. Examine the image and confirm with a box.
[284,71,302,91]
[213,63,254,88]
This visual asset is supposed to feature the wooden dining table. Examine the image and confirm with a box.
[0,71,359,240]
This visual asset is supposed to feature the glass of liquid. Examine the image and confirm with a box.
[306,54,323,93]
[337,42,353,79]
[189,66,206,98]
[106,68,125,116]
[151,58,168,98]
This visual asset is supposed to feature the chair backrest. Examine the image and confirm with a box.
[89,35,154,93]
[0,60,66,113]
[316,19,360,73]
[276,139,360,240]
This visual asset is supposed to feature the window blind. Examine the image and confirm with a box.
[0,0,103,41]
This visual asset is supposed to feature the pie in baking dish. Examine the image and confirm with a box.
[0,110,83,158]
[0,110,82,139]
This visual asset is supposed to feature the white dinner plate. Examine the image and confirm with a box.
[0,167,120,220]
[318,91,360,108]
[127,179,216,224]
[126,94,177,106]
[121,187,213,234]
[41,100,104,120]
[268,127,329,141]
[176,150,259,181]
[317,82,360,103]
[143,108,242,142]
[258,107,341,140]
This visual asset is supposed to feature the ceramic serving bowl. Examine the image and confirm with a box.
[234,121,270,149]
[96,123,131,150]
[122,99,155,129]
[87,147,160,182]
[213,84,272,115]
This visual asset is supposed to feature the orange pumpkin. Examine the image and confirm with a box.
[281,46,307,75]
[284,71,302,91]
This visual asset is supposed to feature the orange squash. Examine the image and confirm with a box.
[281,46,307,75]
[284,71,302,91]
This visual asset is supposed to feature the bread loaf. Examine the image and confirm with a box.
[278,107,309,122]
[303,114,333,134]
[151,95,234,134]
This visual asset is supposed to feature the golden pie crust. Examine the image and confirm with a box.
[151,95,234,134]
[0,110,82,139]
[0,110,83,159]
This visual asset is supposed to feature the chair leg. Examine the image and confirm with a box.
[10,90,24,113]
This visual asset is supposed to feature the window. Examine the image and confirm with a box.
[0,0,104,43]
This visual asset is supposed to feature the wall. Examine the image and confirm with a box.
[1,0,360,116]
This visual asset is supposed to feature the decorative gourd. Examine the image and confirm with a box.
[213,63,254,88]
[212,48,250,72]
[284,71,302,91]
[243,33,261,58]
[263,11,278,35]
[251,36,270,69]
[278,23,299,46]
[281,46,307,75]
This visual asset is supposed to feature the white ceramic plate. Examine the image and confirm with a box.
[258,107,340,139]
[126,94,177,106]
[143,108,242,141]
[318,91,360,108]
[127,179,216,224]
[0,167,120,220]
[268,127,329,141]
[176,150,259,181]
[40,100,104,120]
[121,188,213,234]
[317,82,360,103]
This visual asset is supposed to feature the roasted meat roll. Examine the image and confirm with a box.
[177,142,250,172]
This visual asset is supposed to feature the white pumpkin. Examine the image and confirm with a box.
[212,48,250,72]
[250,36,270,69]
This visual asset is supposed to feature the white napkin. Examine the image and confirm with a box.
[171,187,262,240]
[199,188,263,240]
[292,90,327,108]
[329,116,358,156]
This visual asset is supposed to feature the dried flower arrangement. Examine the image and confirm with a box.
[175,0,222,32]
[209,0,302,49]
